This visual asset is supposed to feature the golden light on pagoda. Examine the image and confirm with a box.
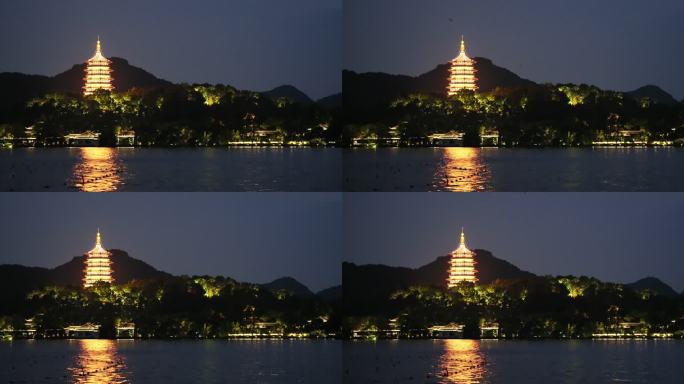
[447,228,478,287]
[83,229,114,288]
[447,36,478,95]
[83,37,114,96]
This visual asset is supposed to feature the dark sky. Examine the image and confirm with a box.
[344,193,684,293]
[0,193,342,292]
[0,0,341,100]
[344,0,684,100]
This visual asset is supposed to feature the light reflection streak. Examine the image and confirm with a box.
[68,339,128,383]
[434,148,490,191]
[436,339,485,384]
[70,148,124,192]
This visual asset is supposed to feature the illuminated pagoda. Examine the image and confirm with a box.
[447,228,478,287]
[83,37,114,96]
[447,36,478,95]
[83,230,114,288]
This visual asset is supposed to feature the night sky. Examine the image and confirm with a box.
[0,193,342,292]
[344,193,684,292]
[0,0,341,100]
[344,0,684,100]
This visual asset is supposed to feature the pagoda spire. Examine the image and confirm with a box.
[83,36,114,95]
[84,229,113,288]
[447,226,478,287]
[447,35,478,95]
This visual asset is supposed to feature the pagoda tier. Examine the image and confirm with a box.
[83,37,114,96]
[447,36,478,95]
[83,230,114,288]
[447,229,478,287]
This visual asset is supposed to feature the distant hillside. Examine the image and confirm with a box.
[0,250,172,314]
[0,59,314,122]
[0,58,172,121]
[412,58,536,95]
[626,85,677,105]
[0,251,326,314]
[261,276,315,298]
[317,93,342,109]
[49,249,173,286]
[316,285,342,301]
[343,249,536,316]
[626,277,678,297]
[263,85,313,105]
[50,57,173,94]
[343,57,535,122]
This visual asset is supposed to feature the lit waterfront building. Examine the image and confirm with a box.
[447,228,478,287]
[83,230,113,288]
[447,36,478,95]
[83,37,114,96]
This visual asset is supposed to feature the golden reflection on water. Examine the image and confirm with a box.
[434,148,490,192]
[70,148,124,192]
[437,340,485,384]
[69,339,128,384]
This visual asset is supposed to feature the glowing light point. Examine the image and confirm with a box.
[447,36,478,95]
[447,228,478,287]
[83,229,114,288]
[83,37,114,96]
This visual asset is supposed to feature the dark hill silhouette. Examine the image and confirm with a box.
[343,57,535,122]
[412,58,536,95]
[261,276,315,298]
[343,249,536,316]
[0,73,53,121]
[263,85,313,105]
[317,93,342,109]
[0,58,172,121]
[626,85,677,105]
[316,285,342,301]
[49,249,173,286]
[0,59,314,121]
[0,250,171,315]
[626,277,679,297]
[50,57,172,94]
[0,264,53,315]
[0,250,323,314]
[343,250,680,317]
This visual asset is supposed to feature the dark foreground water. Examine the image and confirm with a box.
[1,339,340,383]
[343,147,684,191]
[0,148,341,191]
[344,340,684,384]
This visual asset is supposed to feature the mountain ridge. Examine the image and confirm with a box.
[0,250,333,313]
[343,250,679,316]
[0,58,322,121]
[343,58,679,122]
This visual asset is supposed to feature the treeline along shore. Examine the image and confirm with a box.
[0,251,342,340]
[343,252,684,340]
[0,85,340,148]
[342,57,684,147]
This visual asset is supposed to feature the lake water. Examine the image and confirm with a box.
[343,148,684,191]
[1,339,341,383]
[344,340,684,384]
[0,148,341,191]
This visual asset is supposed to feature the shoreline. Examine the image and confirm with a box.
[2,336,340,341]
[2,144,682,149]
